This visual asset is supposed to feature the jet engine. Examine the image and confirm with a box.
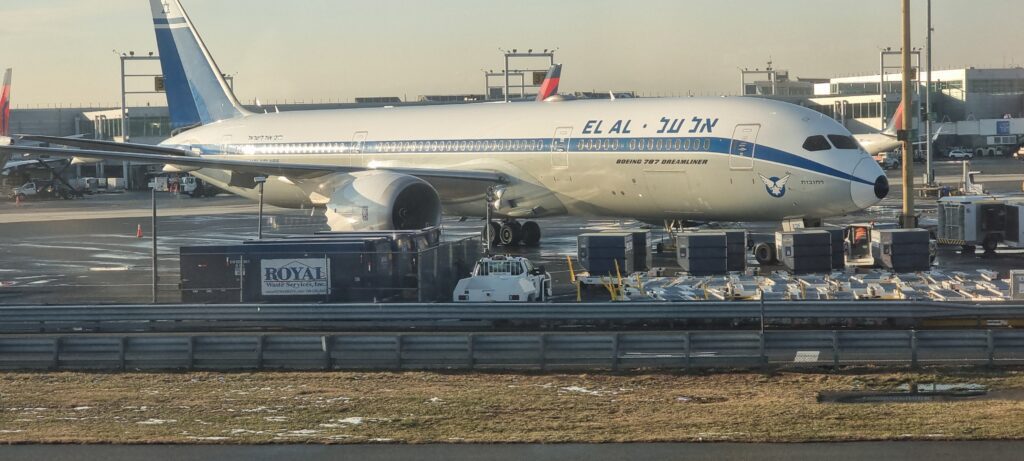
[324,171,442,231]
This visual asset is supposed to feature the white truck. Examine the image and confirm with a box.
[453,255,551,302]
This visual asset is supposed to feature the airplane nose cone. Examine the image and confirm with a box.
[850,158,887,209]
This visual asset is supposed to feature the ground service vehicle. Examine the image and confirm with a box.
[453,255,551,302]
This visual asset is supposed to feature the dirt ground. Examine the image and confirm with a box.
[2,368,1024,444]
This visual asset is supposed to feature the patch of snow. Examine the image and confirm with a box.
[137,418,176,425]
[559,386,613,396]
[334,417,364,425]
[278,429,320,437]
[369,438,394,442]
[264,416,288,422]
[0,430,25,433]
[189,436,230,441]
[72,406,92,411]
[426,397,443,404]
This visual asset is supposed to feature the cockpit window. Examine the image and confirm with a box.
[802,135,831,152]
[828,135,859,150]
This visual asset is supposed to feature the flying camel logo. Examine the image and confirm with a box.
[261,258,329,295]
[758,173,791,198]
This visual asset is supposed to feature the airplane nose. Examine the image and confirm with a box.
[874,175,889,199]
[850,158,887,209]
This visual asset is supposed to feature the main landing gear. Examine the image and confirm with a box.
[483,219,542,247]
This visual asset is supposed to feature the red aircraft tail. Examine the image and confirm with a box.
[882,100,904,137]
[535,64,562,102]
[0,68,11,136]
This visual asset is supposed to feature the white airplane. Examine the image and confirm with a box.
[2,0,888,246]
[853,101,904,156]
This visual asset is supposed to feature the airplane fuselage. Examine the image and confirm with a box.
[163,96,888,223]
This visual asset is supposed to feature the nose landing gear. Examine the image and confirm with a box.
[483,219,542,247]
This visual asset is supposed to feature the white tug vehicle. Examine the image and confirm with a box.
[453,255,551,302]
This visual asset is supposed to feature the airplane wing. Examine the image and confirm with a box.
[0,144,507,185]
[19,135,195,157]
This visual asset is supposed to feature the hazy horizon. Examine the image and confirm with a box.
[1,0,1022,107]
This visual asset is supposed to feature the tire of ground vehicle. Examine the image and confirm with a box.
[961,244,976,254]
[982,235,999,253]
[753,242,776,265]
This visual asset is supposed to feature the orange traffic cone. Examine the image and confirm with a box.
[136,224,143,238]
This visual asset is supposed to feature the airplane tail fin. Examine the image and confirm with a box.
[1,68,11,136]
[882,100,905,137]
[535,64,562,102]
[149,0,249,129]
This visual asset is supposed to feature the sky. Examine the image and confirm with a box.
[1,0,1022,107]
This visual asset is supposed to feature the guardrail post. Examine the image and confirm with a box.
[322,335,333,371]
[611,333,621,372]
[256,335,265,370]
[987,329,995,367]
[467,334,475,371]
[396,334,404,371]
[538,334,547,371]
[684,332,691,370]
[759,331,767,368]
[910,329,918,369]
[832,330,840,370]
[187,336,195,371]
[119,337,127,371]
[51,337,61,370]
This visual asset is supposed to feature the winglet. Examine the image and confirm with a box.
[1,68,11,136]
[149,0,249,128]
[535,64,562,102]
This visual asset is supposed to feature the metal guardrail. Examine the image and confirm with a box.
[0,301,1021,333]
[0,329,1022,371]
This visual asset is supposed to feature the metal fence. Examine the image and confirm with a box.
[0,236,480,305]
[1,329,1023,371]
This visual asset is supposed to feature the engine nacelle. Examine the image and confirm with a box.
[324,171,442,231]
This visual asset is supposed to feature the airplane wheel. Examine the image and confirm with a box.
[509,221,524,245]
[753,242,776,265]
[482,221,500,246]
[522,221,541,246]
[498,222,518,246]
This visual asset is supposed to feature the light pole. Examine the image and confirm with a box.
[900,0,916,229]
[151,184,158,303]
[925,0,934,185]
[255,176,266,239]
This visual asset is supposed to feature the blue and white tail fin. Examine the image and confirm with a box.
[150,0,249,129]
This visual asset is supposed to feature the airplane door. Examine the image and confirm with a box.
[351,131,368,167]
[551,127,572,168]
[729,124,759,170]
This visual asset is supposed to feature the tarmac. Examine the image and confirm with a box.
[0,156,1023,304]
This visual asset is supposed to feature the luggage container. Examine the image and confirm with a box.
[577,233,634,275]
[1011,270,1024,300]
[698,229,747,272]
[776,230,832,274]
[806,226,845,270]
[676,232,728,276]
[601,229,652,272]
[875,229,931,272]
